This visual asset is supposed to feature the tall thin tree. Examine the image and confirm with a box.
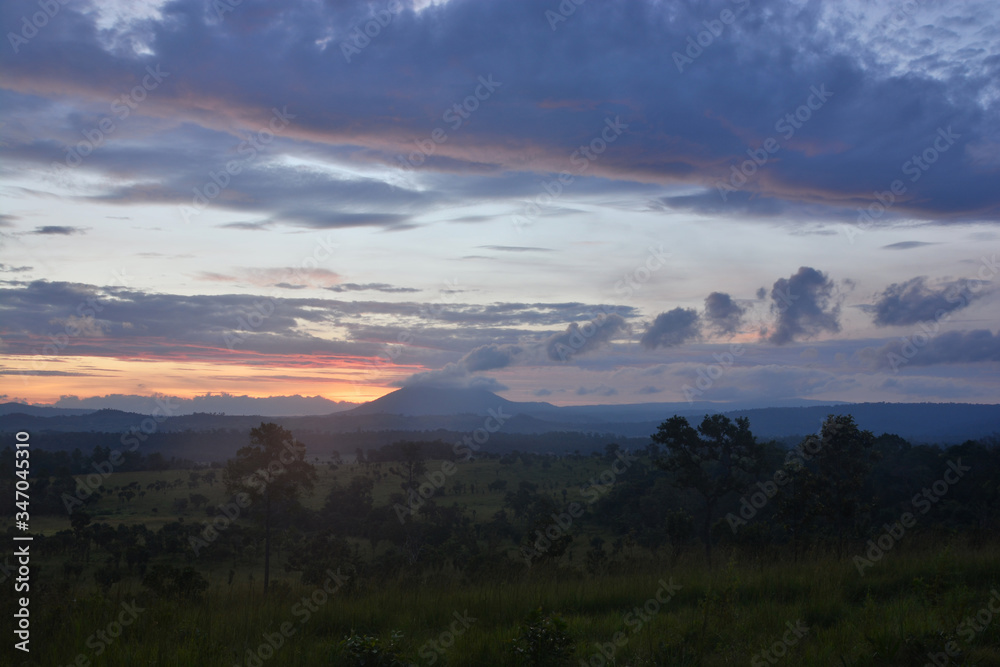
[224,422,317,592]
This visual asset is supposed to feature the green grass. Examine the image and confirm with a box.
[8,544,1000,666]
[6,459,1000,666]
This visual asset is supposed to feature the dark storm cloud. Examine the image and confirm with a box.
[640,308,700,349]
[703,292,745,335]
[545,313,628,361]
[867,277,984,327]
[1,0,997,222]
[870,329,1000,369]
[767,267,840,345]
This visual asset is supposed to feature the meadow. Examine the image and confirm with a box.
[4,448,1000,667]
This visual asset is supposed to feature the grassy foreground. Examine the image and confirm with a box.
[9,543,1000,666]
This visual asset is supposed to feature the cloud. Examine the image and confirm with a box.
[576,385,618,397]
[546,312,627,361]
[640,308,700,349]
[31,226,86,235]
[479,246,555,252]
[533,388,553,397]
[703,292,745,335]
[868,329,1000,369]
[0,282,642,367]
[399,362,508,392]
[767,267,840,345]
[195,268,342,289]
[867,277,984,327]
[881,241,938,250]
[636,385,662,395]
[459,343,523,371]
[2,0,997,225]
[0,264,31,273]
[326,283,421,293]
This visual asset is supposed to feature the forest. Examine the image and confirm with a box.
[2,413,999,666]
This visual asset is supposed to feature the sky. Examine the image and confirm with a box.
[1,0,998,410]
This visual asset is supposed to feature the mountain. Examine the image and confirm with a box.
[347,386,556,417]
[724,403,1000,442]
[1,388,997,445]
[0,403,97,417]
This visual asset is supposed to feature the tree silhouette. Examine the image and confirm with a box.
[224,422,317,592]
[652,414,763,566]
[803,414,879,556]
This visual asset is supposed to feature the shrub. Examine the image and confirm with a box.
[511,607,573,666]
[337,631,408,666]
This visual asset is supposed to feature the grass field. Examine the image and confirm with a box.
[5,458,1000,666]
[8,545,1000,666]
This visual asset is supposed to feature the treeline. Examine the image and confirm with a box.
[3,428,650,465]
[10,414,1000,597]
[0,443,198,477]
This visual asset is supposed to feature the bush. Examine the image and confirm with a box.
[511,607,573,666]
[142,564,209,600]
[337,631,408,666]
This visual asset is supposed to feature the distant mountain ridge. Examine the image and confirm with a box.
[2,389,997,444]
[0,403,97,417]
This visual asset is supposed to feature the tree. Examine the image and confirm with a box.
[801,414,878,556]
[388,441,426,494]
[224,422,317,592]
[652,414,763,567]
